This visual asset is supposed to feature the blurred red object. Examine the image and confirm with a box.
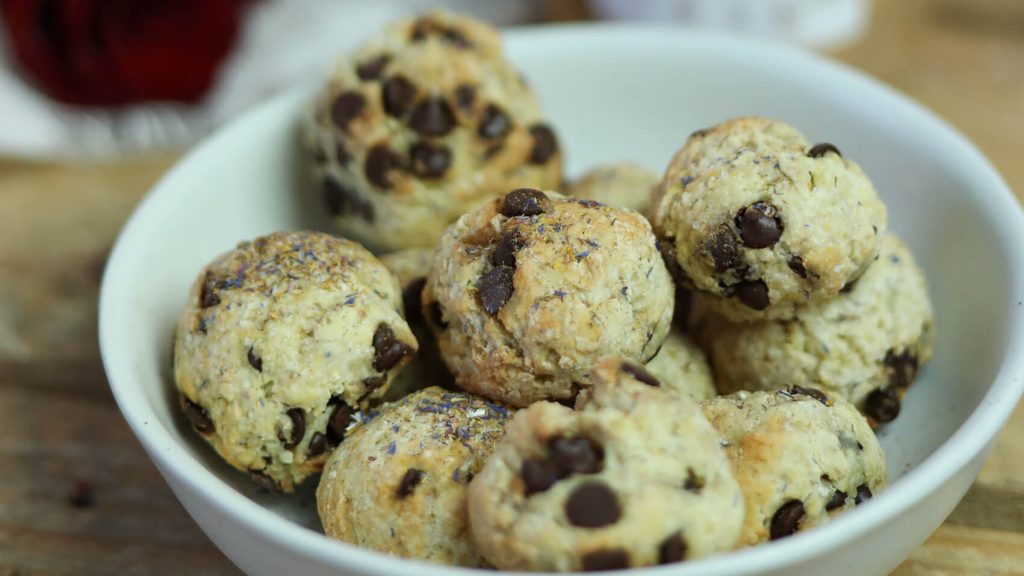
[2,0,249,106]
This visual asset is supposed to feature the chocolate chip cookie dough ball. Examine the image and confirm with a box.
[467,358,744,571]
[380,247,454,398]
[705,234,934,425]
[651,117,887,321]
[644,328,716,402]
[317,387,512,567]
[568,162,660,215]
[703,388,887,546]
[304,10,563,252]
[423,188,674,407]
[173,231,417,492]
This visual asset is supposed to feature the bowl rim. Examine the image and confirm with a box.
[99,23,1024,576]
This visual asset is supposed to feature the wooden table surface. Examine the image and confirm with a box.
[2,1,1022,574]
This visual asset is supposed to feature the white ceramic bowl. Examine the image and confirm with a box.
[100,24,1024,576]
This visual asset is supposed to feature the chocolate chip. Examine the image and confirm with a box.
[788,255,809,278]
[281,408,305,450]
[334,139,352,165]
[477,266,515,315]
[455,84,475,110]
[790,385,828,405]
[307,432,328,457]
[658,532,687,564]
[807,143,842,158]
[565,482,621,528]
[549,436,603,476]
[770,500,805,540]
[356,54,391,81]
[372,323,412,372]
[410,96,456,137]
[330,91,366,130]
[683,469,704,493]
[522,458,559,495]
[581,549,630,572]
[181,396,214,434]
[690,128,709,139]
[428,300,448,329]
[478,104,511,140]
[864,387,900,423]
[327,400,353,443]
[403,277,427,325]
[410,18,431,41]
[200,271,221,308]
[409,141,451,178]
[442,27,472,48]
[736,201,784,248]
[363,375,386,392]
[364,144,403,189]
[619,361,660,387]
[840,279,858,293]
[500,188,550,217]
[701,225,739,272]
[855,484,873,505]
[323,178,352,214]
[735,279,770,310]
[396,468,425,498]
[382,75,417,117]
[247,346,263,372]
[825,490,848,511]
[69,480,94,508]
[528,124,558,164]
[884,349,919,389]
[492,228,525,267]
[250,470,280,493]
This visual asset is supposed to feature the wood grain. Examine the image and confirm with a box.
[1,1,1022,574]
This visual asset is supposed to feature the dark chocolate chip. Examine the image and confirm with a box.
[549,436,603,476]
[200,271,221,308]
[500,188,550,217]
[382,75,417,117]
[478,104,512,140]
[735,279,770,310]
[521,457,559,495]
[323,178,375,221]
[864,387,900,423]
[492,228,525,268]
[396,468,426,498]
[788,255,809,278]
[327,400,353,443]
[247,346,263,372]
[825,490,848,511]
[619,361,660,387]
[565,482,621,528]
[364,144,403,189]
[410,96,456,137]
[736,201,784,248]
[477,266,515,315]
[428,300,448,329]
[363,375,386,392]
[807,143,842,158]
[410,18,431,41]
[307,432,328,457]
[884,349,919,389]
[770,500,805,540]
[250,470,280,493]
[840,279,858,293]
[683,468,704,493]
[330,91,366,130]
[69,480,94,508]
[403,277,427,325]
[409,141,451,178]
[181,396,214,434]
[356,54,391,81]
[701,225,739,272]
[790,385,828,405]
[855,484,873,505]
[372,323,413,372]
[690,128,710,139]
[454,84,476,110]
[528,124,558,164]
[658,532,687,564]
[581,549,630,572]
[442,26,472,48]
[282,408,305,450]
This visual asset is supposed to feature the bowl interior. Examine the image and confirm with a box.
[100,25,1023,569]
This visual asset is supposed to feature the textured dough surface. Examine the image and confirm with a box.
[644,328,716,402]
[568,162,659,216]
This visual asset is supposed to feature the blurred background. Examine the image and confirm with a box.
[1,1,1022,574]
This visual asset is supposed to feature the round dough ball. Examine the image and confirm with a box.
[317,387,512,567]
[705,233,934,425]
[304,10,563,252]
[173,231,417,492]
[651,117,887,321]
[468,357,744,571]
[568,162,660,215]
[702,388,887,546]
[645,328,716,402]
[423,188,674,407]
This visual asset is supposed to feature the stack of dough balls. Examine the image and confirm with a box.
[170,10,935,574]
